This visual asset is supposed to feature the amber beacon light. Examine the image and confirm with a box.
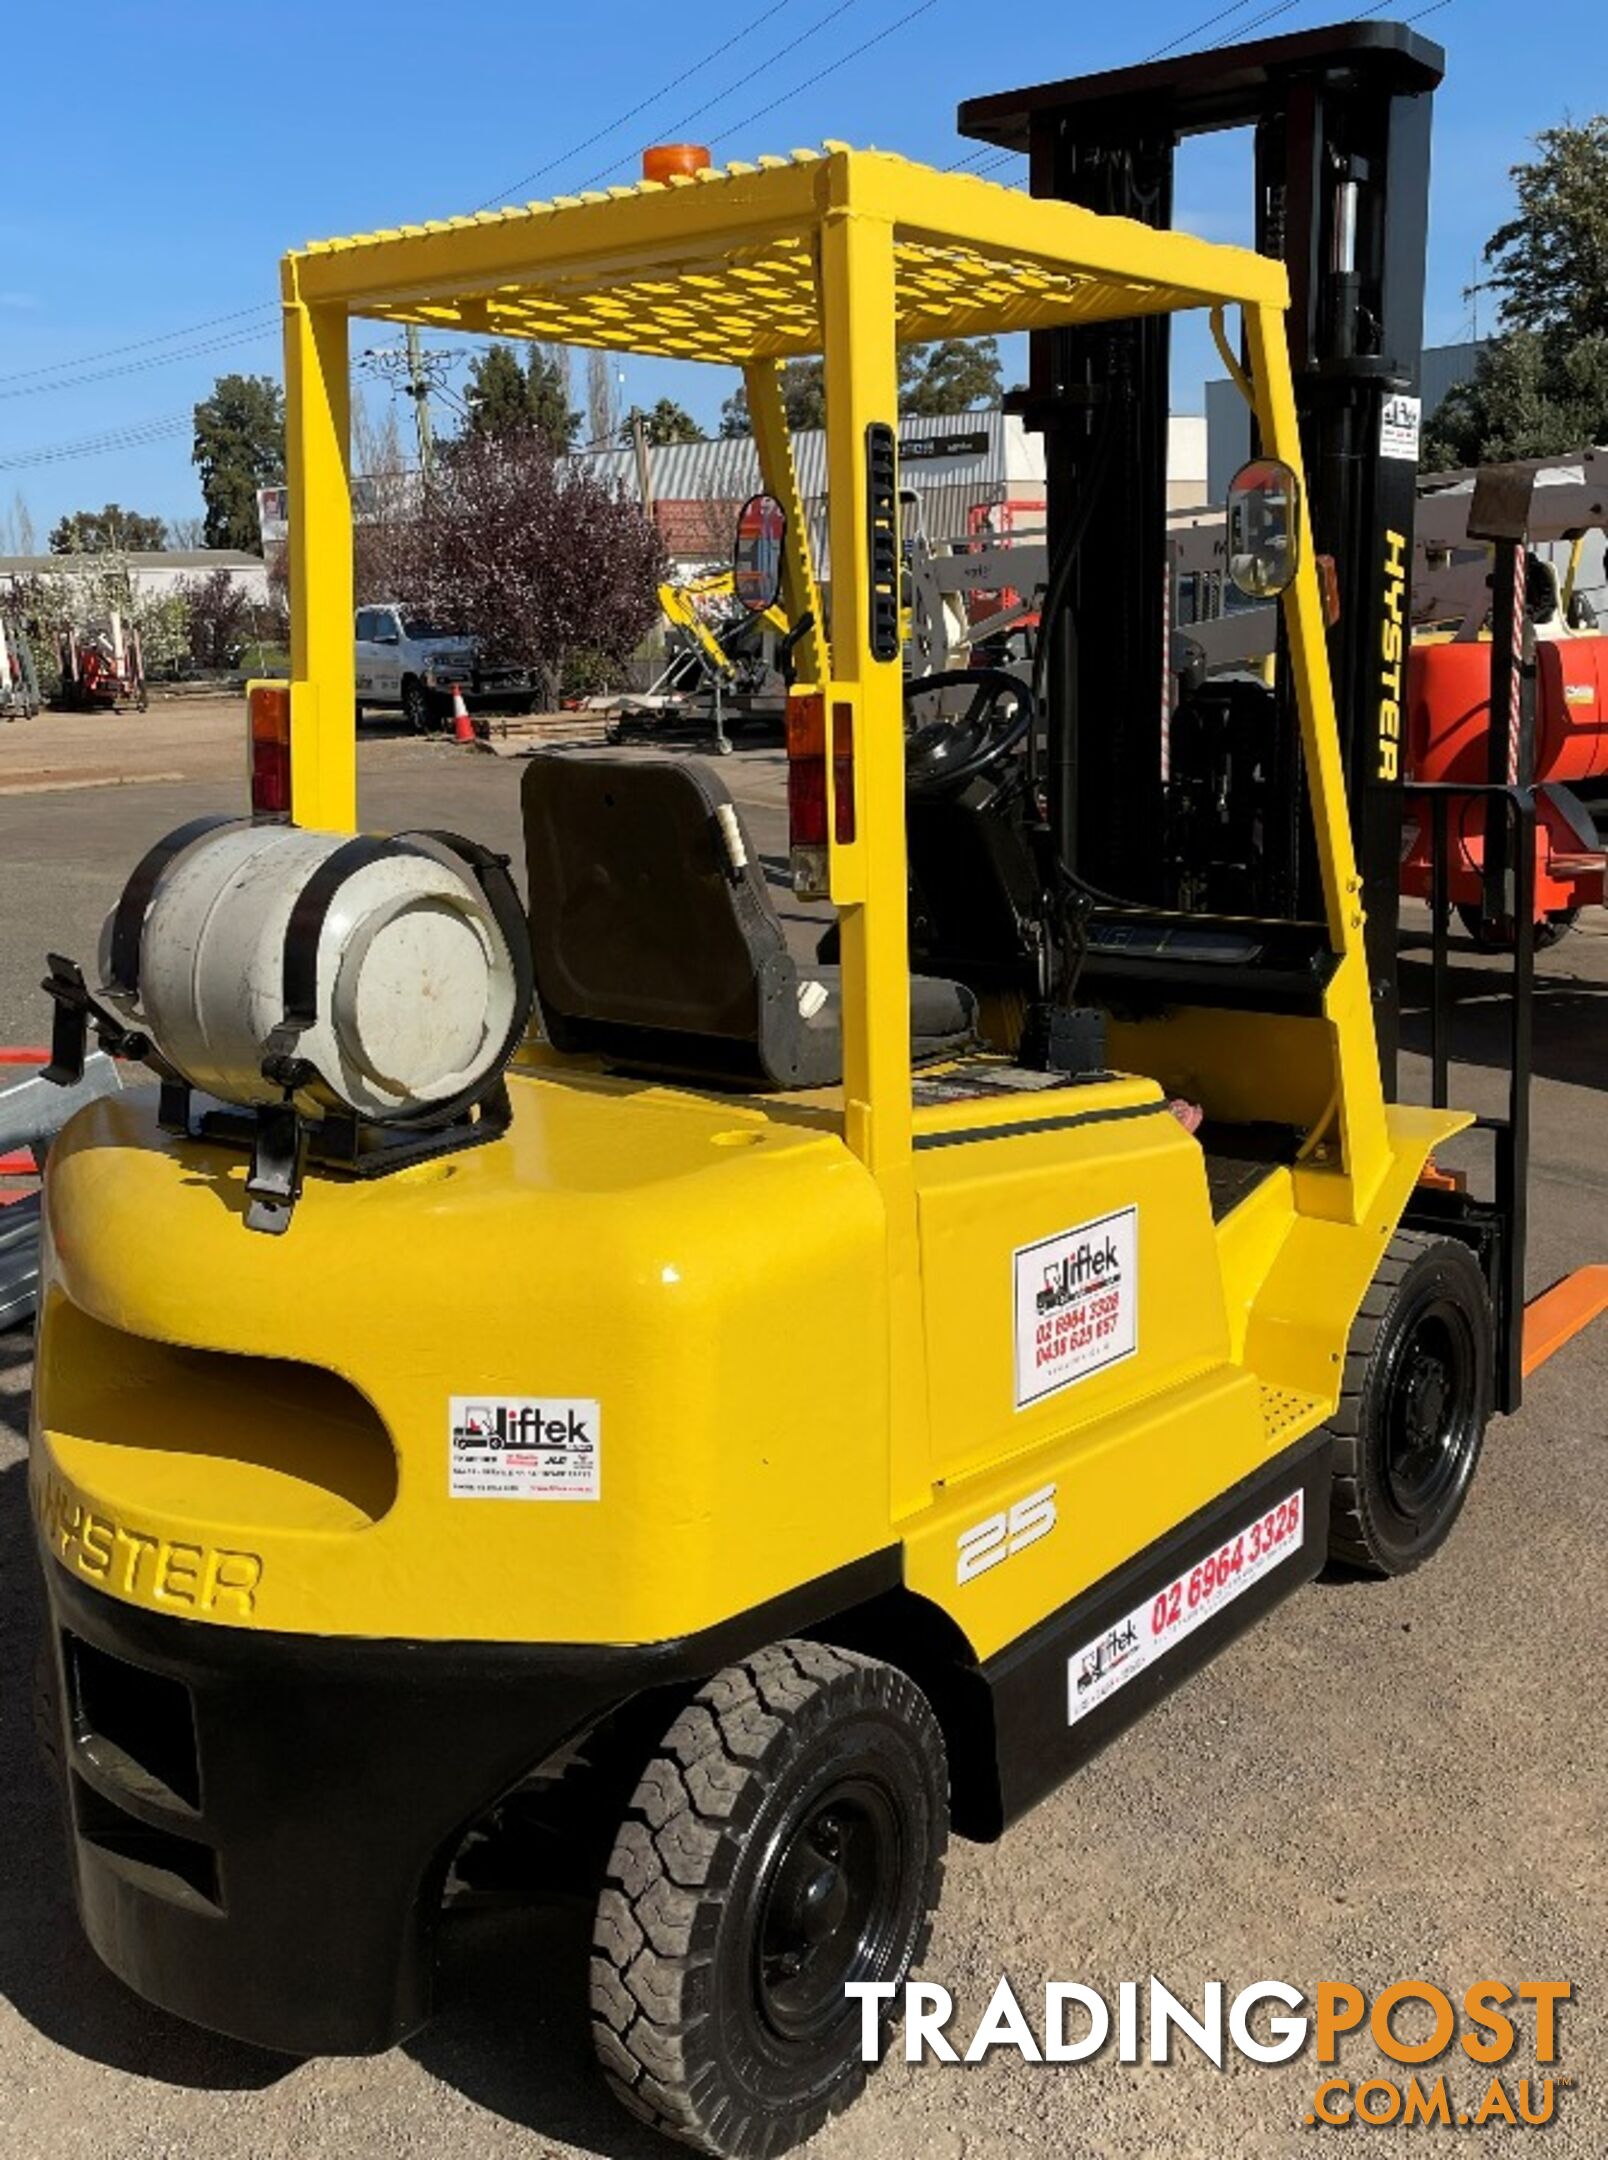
[641,143,712,182]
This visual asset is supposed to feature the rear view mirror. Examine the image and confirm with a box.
[1226,458,1300,598]
[733,494,785,613]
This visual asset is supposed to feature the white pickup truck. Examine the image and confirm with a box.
[353,604,534,730]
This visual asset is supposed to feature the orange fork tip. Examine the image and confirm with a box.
[1522,1265,1608,1378]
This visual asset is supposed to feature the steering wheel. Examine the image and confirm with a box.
[904,668,1033,796]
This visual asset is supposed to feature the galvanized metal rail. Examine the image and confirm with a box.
[0,1050,122,1330]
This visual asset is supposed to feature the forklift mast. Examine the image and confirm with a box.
[960,21,1445,1085]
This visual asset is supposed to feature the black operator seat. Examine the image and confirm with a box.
[521,750,977,1089]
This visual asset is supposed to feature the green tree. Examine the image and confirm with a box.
[719,338,1003,436]
[1422,117,1608,467]
[527,345,579,449]
[464,342,579,448]
[48,503,169,553]
[620,397,702,447]
[1425,330,1608,468]
[1483,117,1608,342]
[464,344,529,436]
[720,359,825,437]
[193,374,285,551]
[901,337,1004,417]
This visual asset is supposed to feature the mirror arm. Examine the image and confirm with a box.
[1210,306,1254,410]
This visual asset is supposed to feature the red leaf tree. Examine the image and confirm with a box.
[413,429,664,702]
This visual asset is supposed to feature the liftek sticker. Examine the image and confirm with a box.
[1380,393,1422,462]
[1066,1489,1304,1726]
[1013,1206,1137,1411]
[449,1396,600,1500]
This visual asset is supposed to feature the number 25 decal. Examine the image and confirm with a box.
[956,1483,1058,1585]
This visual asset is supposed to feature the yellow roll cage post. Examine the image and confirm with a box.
[280,145,1397,1494]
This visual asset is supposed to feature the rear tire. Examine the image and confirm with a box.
[1326,1231,1493,1576]
[590,1640,947,2159]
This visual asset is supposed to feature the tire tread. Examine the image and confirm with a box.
[589,1641,944,2157]
[1325,1229,1490,1574]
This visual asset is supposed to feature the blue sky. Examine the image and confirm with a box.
[0,0,1592,539]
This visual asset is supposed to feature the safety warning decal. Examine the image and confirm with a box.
[1379,392,1422,462]
[449,1396,600,1500]
[1066,1489,1304,1726]
[1013,1205,1137,1411]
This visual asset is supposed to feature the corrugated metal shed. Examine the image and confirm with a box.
[564,409,1026,565]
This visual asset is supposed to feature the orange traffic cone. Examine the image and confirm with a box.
[450,684,475,743]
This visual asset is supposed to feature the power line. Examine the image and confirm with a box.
[1206,0,1304,48]
[0,306,274,391]
[7,7,810,395]
[575,0,858,190]
[3,0,941,432]
[4,4,947,473]
[703,0,941,149]
[948,0,1269,179]
[1,1,841,419]
[0,319,278,403]
[0,413,194,473]
[1145,0,1262,61]
[476,0,795,210]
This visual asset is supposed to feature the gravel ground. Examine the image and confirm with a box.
[0,705,1603,2156]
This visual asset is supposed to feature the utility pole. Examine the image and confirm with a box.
[631,409,655,517]
[406,323,435,480]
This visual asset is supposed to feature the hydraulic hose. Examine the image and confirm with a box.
[1030,405,1134,927]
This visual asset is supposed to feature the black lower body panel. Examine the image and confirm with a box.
[37,1548,895,2056]
[985,1431,1331,1829]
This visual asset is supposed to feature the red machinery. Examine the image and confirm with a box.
[1401,452,1607,946]
[57,617,147,712]
[1402,625,1608,945]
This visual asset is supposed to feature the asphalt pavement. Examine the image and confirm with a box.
[0,703,1602,2157]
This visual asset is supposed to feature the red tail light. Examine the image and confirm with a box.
[786,691,855,897]
[248,682,292,819]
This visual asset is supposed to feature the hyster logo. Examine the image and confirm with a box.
[1037,1235,1120,1314]
[453,1403,593,1450]
[1378,527,1407,780]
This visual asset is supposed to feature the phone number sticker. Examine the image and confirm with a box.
[1013,1205,1137,1411]
[1066,1489,1304,1726]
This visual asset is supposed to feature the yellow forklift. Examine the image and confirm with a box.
[26,125,1576,2159]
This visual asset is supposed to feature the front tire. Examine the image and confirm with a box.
[590,1641,947,2159]
[401,676,431,733]
[1326,1231,1493,1576]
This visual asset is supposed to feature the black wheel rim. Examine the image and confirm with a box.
[1379,1292,1479,1523]
[752,1775,904,2047]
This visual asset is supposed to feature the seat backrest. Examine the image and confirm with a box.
[521,750,836,1087]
